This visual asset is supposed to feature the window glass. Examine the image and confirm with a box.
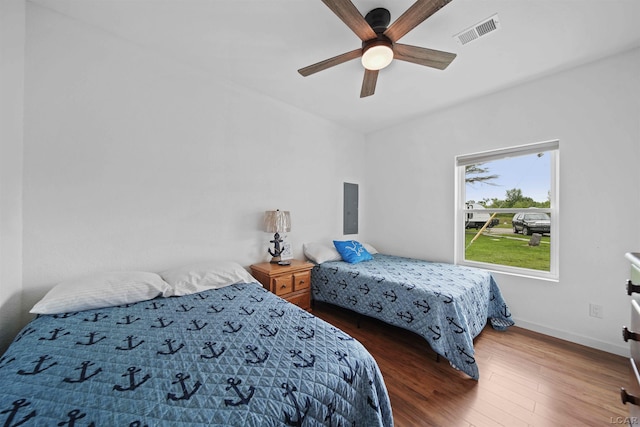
[455,141,559,280]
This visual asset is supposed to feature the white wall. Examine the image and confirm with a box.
[363,47,640,356]
[20,4,365,314]
[0,0,25,353]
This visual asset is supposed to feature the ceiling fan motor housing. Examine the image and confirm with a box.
[364,8,391,33]
[361,35,393,55]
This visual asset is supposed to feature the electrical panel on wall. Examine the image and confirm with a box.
[343,182,358,235]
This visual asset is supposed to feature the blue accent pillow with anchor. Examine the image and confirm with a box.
[333,240,373,264]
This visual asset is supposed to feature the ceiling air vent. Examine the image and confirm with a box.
[453,13,501,46]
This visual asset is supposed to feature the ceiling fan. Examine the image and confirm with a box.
[298,0,457,98]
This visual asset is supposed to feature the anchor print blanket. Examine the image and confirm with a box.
[0,283,392,426]
[311,254,514,380]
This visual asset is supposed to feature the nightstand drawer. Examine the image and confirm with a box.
[294,272,310,291]
[287,292,311,310]
[273,276,293,296]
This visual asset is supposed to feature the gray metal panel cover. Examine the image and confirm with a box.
[344,182,358,235]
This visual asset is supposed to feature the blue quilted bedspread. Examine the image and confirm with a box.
[311,254,514,380]
[0,282,392,426]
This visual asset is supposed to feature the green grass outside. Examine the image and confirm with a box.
[464,229,550,271]
[492,213,517,229]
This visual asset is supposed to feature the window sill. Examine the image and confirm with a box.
[458,260,559,282]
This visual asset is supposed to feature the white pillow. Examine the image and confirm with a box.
[303,242,342,264]
[30,271,171,315]
[160,260,255,296]
[362,243,379,255]
[303,241,378,263]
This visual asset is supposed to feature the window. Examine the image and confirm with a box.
[454,140,559,280]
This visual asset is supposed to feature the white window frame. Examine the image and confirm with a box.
[454,140,560,281]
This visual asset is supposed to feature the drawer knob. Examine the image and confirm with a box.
[621,388,640,406]
[627,279,640,295]
[623,327,640,342]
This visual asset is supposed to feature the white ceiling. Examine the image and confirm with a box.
[29,0,640,134]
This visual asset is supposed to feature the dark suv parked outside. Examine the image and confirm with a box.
[512,212,551,235]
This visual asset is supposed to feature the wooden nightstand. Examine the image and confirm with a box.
[250,260,315,311]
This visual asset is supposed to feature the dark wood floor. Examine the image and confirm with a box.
[312,302,630,427]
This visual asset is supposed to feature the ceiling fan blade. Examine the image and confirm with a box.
[393,43,456,70]
[298,48,362,77]
[360,69,379,98]
[384,0,452,42]
[321,0,377,41]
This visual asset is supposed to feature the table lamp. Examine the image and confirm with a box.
[264,209,291,264]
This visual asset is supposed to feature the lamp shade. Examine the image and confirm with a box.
[264,210,291,233]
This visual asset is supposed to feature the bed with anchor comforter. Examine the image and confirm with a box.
[311,254,514,380]
[0,282,392,426]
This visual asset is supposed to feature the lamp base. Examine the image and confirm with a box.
[268,232,284,263]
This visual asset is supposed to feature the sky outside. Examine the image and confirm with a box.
[465,152,550,204]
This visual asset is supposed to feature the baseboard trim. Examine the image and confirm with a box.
[512,317,628,357]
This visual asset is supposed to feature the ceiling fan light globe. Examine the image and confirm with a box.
[361,45,393,70]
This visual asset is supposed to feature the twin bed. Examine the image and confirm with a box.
[307,243,514,380]
[0,263,392,426]
[0,246,513,425]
